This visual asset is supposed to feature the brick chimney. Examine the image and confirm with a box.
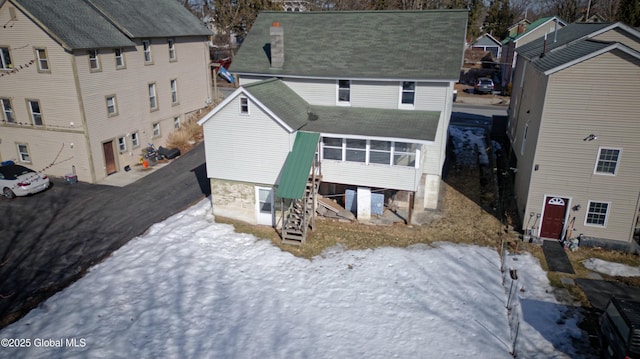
[270,21,284,69]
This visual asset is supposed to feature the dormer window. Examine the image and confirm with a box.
[338,80,350,105]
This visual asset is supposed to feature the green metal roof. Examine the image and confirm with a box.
[243,78,440,142]
[276,132,320,199]
[13,0,211,51]
[230,10,468,80]
[501,16,565,45]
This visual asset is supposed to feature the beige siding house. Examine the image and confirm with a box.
[198,11,467,243]
[500,16,567,89]
[0,0,212,183]
[507,22,640,251]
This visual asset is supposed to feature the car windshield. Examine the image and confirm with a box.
[0,165,34,180]
[479,79,492,85]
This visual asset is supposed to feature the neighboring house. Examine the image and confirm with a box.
[506,22,640,250]
[0,0,212,183]
[500,16,567,89]
[506,18,531,38]
[198,10,467,243]
[470,33,502,58]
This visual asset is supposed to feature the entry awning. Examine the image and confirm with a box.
[276,131,320,200]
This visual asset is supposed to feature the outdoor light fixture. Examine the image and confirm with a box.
[583,134,597,141]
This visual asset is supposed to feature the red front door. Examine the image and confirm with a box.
[540,197,568,239]
[103,141,117,175]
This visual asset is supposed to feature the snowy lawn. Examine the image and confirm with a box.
[0,199,599,358]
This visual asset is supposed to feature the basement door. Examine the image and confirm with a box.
[540,196,569,239]
[103,141,117,175]
[255,186,274,226]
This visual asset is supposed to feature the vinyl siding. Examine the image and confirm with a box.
[0,2,88,178]
[202,95,293,185]
[516,21,563,48]
[75,37,211,181]
[322,160,419,191]
[592,28,640,52]
[525,51,640,242]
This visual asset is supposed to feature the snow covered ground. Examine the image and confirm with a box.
[1,198,623,358]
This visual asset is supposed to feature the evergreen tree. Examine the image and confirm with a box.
[485,0,513,39]
[617,0,640,26]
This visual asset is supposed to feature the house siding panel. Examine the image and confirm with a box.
[202,96,293,185]
[593,29,640,52]
[322,160,419,191]
[75,37,211,181]
[524,51,640,242]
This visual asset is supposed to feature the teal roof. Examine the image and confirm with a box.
[531,39,614,73]
[276,132,320,199]
[13,0,212,51]
[501,16,565,45]
[230,10,468,80]
[243,79,440,142]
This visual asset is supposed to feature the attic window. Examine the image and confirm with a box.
[239,97,249,114]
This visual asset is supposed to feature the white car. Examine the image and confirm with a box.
[0,164,50,199]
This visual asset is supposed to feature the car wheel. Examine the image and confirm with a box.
[3,187,16,199]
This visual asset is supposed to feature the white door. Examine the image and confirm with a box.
[255,186,273,225]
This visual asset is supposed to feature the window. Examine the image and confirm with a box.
[240,97,249,114]
[1,98,15,123]
[148,83,158,110]
[17,143,30,163]
[35,48,49,72]
[369,140,391,165]
[586,201,609,227]
[115,48,125,68]
[131,132,139,148]
[521,124,528,156]
[28,100,43,125]
[393,142,417,167]
[106,95,117,116]
[173,116,181,129]
[345,139,366,163]
[595,148,621,175]
[118,136,126,152]
[170,79,178,104]
[152,122,160,137]
[88,50,100,71]
[400,81,415,107]
[321,137,418,168]
[142,40,152,63]
[338,80,350,104]
[0,47,12,69]
[168,39,176,61]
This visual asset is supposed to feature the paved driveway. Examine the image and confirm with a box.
[0,143,210,327]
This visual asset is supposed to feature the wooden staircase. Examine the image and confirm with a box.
[281,175,320,245]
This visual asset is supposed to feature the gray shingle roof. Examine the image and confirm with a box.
[244,79,439,142]
[531,39,614,73]
[230,10,468,81]
[517,23,612,60]
[12,0,212,51]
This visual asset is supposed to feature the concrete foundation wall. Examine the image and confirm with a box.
[210,178,256,224]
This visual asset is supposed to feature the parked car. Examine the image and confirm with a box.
[598,296,640,359]
[0,163,50,199]
[474,77,494,94]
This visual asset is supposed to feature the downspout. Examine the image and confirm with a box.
[70,54,96,183]
[630,192,640,247]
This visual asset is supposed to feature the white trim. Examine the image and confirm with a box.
[584,200,610,228]
[593,146,622,176]
[239,96,250,115]
[255,186,274,226]
[587,22,640,43]
[336,79,351,106]
[233,72,458,83]
[514,17,568,45]
[316,132,433,145]
[544,42,640,75]
[398,81,416,110]
[538,195,571,238]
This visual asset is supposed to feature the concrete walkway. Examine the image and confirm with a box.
[0,143,210,327]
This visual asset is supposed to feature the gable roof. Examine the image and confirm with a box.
[10,0,211,51]
[230,10,468,81]
[472,33,502,47]
[531,39,640,75]
[200,79,440,143]
[518,22,640,60]
[502,16,567,45]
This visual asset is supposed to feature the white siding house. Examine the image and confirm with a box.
[199,10,467,235]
